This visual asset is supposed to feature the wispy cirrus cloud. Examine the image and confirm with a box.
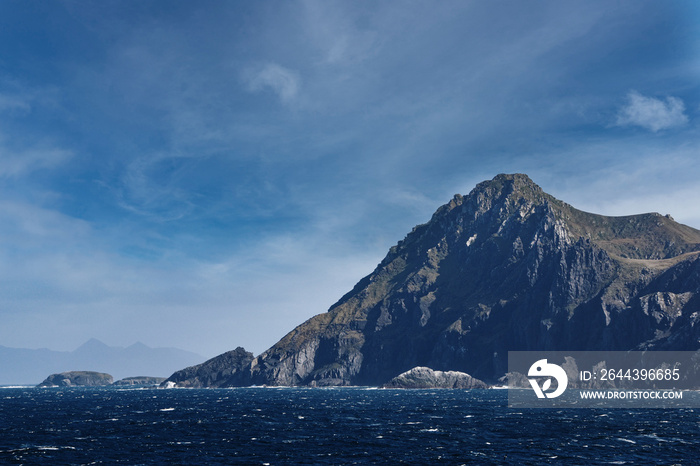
[114,153,198,222]
[0,85,71,178]
[0,142,73,178]
[615,90,689,132]
[301,0,379,65]
[243,63,301,103]
[0,93,32,114]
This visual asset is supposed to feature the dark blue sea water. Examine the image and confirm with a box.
[0,387,697,465]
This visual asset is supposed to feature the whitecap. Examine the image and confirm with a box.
[641,434,670,443]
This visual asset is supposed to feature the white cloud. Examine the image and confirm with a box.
[615,90,688,132]
[0,144,73,178]
[244,63,300,103]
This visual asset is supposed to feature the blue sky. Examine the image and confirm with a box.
[0,1,698,358]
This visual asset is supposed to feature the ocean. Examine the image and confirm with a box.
[0,387,696,464]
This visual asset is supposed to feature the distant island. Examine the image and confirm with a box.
[38,371,113,387]
[112,376,167,386]
[161,174,700,389]
[0,339,204,385]
[37,371,166,387]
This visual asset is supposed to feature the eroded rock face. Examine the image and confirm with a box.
[383,367,489,389]
[161,347,254,388]
[167,174,700,387]
[37,371,113,387]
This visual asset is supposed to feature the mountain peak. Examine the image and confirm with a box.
[428,173,548,228]
[483,172,537,188]
[470,173,543,200]
[75,338,112,353]
[435,173,700,261]
[126,342,150,351]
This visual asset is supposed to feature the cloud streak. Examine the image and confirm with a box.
[0,144,73,178]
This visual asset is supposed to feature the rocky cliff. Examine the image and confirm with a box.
[167,174,700,387]
[162,347,254,388]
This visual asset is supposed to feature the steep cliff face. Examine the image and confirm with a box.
[162,347,253,388]
[168,174,700,387]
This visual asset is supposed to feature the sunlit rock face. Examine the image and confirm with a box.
[383,367,489,389]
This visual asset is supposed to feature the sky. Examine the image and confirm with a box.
[0,1,698,359]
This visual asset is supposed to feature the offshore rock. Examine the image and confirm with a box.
[167,174,700,387]
[113,376,166,386]
[37,371,113,387]
[383,366,489,388]
[161,347,254,388]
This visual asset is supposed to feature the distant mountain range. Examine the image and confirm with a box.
[164,173,700,387]
[0,339,204,385]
